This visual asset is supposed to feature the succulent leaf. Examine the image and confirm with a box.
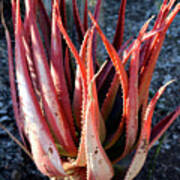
[14,1,66,176]
[149,106,180,149]
[124,80,175,179]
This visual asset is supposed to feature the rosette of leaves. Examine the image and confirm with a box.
[2,0,180,179]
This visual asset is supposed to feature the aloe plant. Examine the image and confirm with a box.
[2,0,180,179]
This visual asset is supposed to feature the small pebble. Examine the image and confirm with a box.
[11,169,21,180]
[164,144,171,150]
[172,134,179,140]
[0,115,11,122]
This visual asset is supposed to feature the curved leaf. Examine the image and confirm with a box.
[124,80,174,179]
[27,0,77,156]
[85,29,113,180]
[14,1,65,176]
[51,0,77,142]
[72,0,85,43]
[89,11,128,116]
[112,0,126,50]
[149,106,180,149]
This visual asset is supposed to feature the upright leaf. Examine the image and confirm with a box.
[51,0,77,142]
[149,106,180,149]
[72,0,85,43]
[14,1,65,176]
[85,29,113,180]
[125,80,174,179]
[27,0,77,156]
[113,0,126,50]
[37,0,51,58]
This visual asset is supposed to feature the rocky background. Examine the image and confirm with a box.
[0,0,179,179]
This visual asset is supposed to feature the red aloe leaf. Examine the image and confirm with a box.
[21,2,42,105]
[89,12,129,149]
[85,29,113,179]
[56,10,87,85]
[72,0,85,43]
[96,36,132,97]
[60,0,67,29]
[74,85,88,166]
[164,3,180,31]
[153,0,168,29]
[73,30,90,129]
[83,0,88,31]
[24,0,37,40]
[104,39,140,150]
[139,2,179,108]
[14,1,65,176]
[112,0,126,50]
[140,0,167,60]
[89,11,128,112]
[123,40,141,153]
[94,0,101,20]
[122,17,153,155]
[154,0,176,30]
[75,129,86,167]
[27,0,77,156]
[95,0,127,98]
[124,80,174,179]
[1,8,25,143]
[85,97,114,180]
[36,0,51,59]
[149,106,180,149]
[128,16,155,70]
[56,19,89,167]
[23,33,42,103]
[140,1,176,72]
[29,131,65,177]
[56,5,89,165]
[87,28,106,142]
[118,36,133,58]
[11,0,16,30]
[121,37,135,65]
[73,96,88,167]
[139,32,166,109]
[51,0,77,142]
[75,29,106,167]
[141,27,164,41]
[103,26,149,149]
[56,2,89,130]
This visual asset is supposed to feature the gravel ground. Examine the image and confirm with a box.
[0,0,179,179]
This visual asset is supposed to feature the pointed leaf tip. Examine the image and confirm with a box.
[149,106,180,149]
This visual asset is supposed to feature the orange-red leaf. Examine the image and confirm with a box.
[51,0,77,142]
[89,11,128,116]
[149,106,180,149]
[27,0,77,155]
[113,0,126,50]
[72,0,85,43]
[124,80,174,179]
[14,1,65,176]
[85,29,113,180]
